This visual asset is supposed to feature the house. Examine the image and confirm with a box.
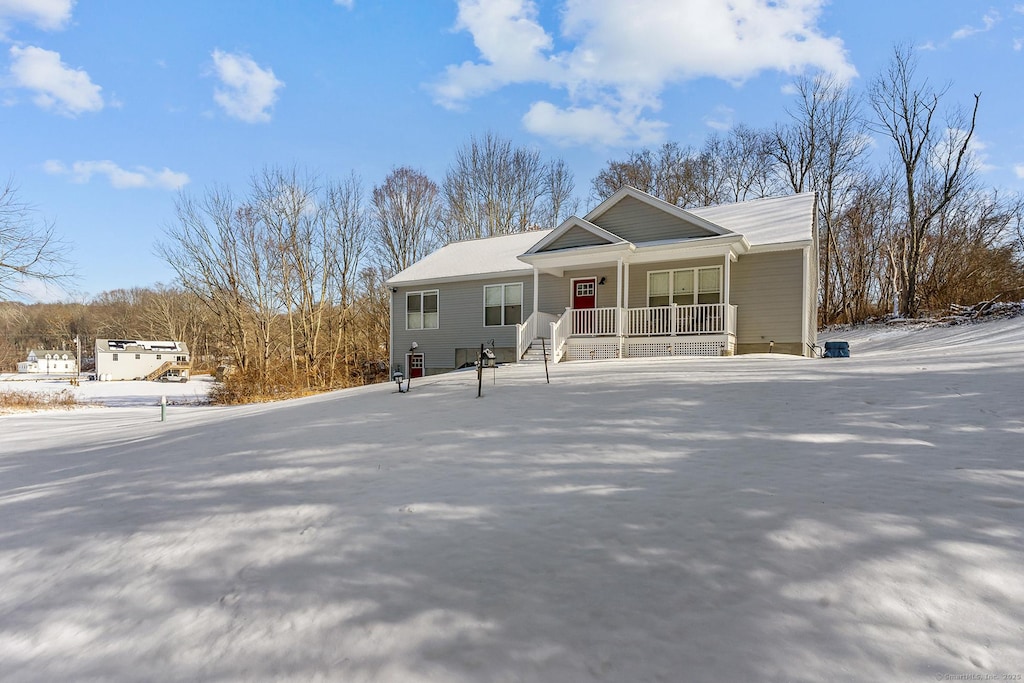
[17,349,78,374]
[94,339,191,381]
[387,187,818,377]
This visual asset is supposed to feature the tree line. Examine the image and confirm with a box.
[2,45,1023,399]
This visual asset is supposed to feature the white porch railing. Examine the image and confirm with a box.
[570,307,619,336]
[549,308,572,363]
[516,312,538,360]
[625,304,736,336]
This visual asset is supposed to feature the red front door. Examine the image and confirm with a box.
[572,278,597,310]
[572,278,598,335]
[407,353,424,378]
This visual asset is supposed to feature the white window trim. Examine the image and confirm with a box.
[483,282,524,327]
[406,289,440,331]
[646,266,722,306]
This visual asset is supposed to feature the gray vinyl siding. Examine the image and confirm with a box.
[541,225,611,251]
[593,196,716,243]
[391,275,534,372]
[805,245,817,354]
[537,267,620,315]
[731,250,805,352]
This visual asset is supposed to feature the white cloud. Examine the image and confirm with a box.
[433,0,856,147]
[333,0,354,7]
[1014,37,1023,51]
[210,49,283,123]
[0,0,74,36]
[44,159,190,190]
[703,105,735,131]
[522,101,665,146]
[951,10,1000,40]
[1015,164,1024,179]
[8,45,103,116]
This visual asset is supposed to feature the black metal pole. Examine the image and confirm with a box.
[475,344,483,397]
[542,337,550,384]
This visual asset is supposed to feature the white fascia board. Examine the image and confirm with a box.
[629,235,748,264]
[389,268,536,290]
[518,242,635,273]
[585,186,732,237]
[746,239,813,254]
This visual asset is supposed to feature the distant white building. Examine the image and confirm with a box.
[17,349,78,374]
[94,339,191,381]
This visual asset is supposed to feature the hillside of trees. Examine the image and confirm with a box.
[3,46,1023,401]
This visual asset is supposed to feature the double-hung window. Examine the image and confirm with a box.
[647,267,721,307]
[484,283,523,326]
[406,290,439,330]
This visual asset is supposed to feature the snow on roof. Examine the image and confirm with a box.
[387,230,553,286]
[689,192,815,246]
[388,193,814,286]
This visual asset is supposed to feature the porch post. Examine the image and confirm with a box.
[723,254,731,305]
[616,258,623,310]
[533,267,539,317]
[617,257,624,357]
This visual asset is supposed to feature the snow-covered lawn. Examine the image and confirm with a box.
[0,374,214,410]
[1,320,1022,682]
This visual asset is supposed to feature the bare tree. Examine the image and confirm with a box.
[442,132,558,241]
[869,43,980,317]
[0,177,73,299]
[591,142,706,207]
[371,167,442,277]
[538,158,580,228]
[771,74,870,323]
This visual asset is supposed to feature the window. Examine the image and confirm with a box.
[648,267,721,306]
[407,290,439,330]
[575,281,594,298]
[135,353,141,360]
[112,353,119,361]
[484,283,523,326]
[156,354,162,360]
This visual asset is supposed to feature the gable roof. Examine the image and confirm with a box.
[586,186,733,239]
[525,217,625,254]
[387,230,552,286]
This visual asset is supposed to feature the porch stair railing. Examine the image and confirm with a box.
[516,311,560,360]
[549,307,572,363]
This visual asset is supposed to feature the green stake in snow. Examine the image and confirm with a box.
[160,395,166,422]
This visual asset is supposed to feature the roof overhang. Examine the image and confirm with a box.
[630,234,749,263]
[746,239,814,254]
[388,268,536,289]
[518,242,636,277]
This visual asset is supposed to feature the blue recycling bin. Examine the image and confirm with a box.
[823,341,850,358]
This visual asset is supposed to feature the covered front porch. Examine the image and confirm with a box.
[517,303,736,363]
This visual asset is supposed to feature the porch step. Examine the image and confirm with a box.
[520,338,551,362]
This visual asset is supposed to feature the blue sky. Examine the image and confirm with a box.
[2,0,1023,301]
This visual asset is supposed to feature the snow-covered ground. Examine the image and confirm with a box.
[1,320,1022,682]
[0,374,214,410]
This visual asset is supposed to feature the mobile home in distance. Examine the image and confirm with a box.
[94,339,191,381]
